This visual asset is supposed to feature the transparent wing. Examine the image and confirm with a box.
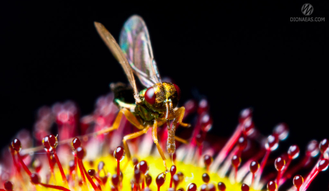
[94,22,141,103]
[119,15,161,88]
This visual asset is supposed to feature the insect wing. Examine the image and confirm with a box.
[94,22,141,103]
[119,15,161,87]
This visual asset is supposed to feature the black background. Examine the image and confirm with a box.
[0,1,328,190]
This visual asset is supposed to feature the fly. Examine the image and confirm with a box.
[94,15,190,171]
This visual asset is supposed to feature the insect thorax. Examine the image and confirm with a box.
[134,104,161,126]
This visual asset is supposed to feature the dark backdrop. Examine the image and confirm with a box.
[0,1,328,190]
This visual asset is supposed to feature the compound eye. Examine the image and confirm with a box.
[145,87,156,105]
[173,84,181,100]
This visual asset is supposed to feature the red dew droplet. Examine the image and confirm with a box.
[200,184,207,191]
[134,164,139,171]
[69,160,75,173]
[306,140,319,157]
[114,146,124,178]
[319,139,329,154]
[156,173,166,188]
[88,169,96,177]
[242,118,255,136]
[293,175,304,190]
[110,186,117,191]
[288,145,300,159]
[145,87,156,105]
[184,99,197,115]
[239,107,253,123]
[217,182,226,191]
[231,155,241,168]
[170,166,175,187]
[275,157,286,171]
[11,138,21,152]
[113,146,124,161]
[78,179,83,186]
[144,188,151,191]
[48,134,57,148]
[265,134,279,151]
[177,172,184,182]
[98,161,105,172]
[170,165,177,176]
[76,146,85,160]
[89,160,94,167]
[202,173,210,183]
[204,155,213,167]
[273,123,289,141]
[232,155,241,182]
[4,181,13,191]
[196,133,204,145]
[101,176,108,185]
[241,183,249,191]
[72,137,81,150]
[173,174,179,187]
[198,99,209,114]
[30,173,40,184]
[187,183,197,191]
[139,160,148,174]
[238,136,248,151]
[43,136,51,150]
[208,183,216,191]
[267,180,277,191]
[250,160,259,173]
[111,174,119,187]
[317,158,329,171]
[177,188,184,191]
[132,158,139,166]
[200,112,212,132]
[134,169,141,184]
[145,174,152,187]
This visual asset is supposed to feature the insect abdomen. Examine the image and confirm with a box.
[167,128,176,154]
[111,82,136,106]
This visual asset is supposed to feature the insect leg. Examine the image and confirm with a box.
[173,106,189,129]
[122,127,150,161]
[95,109,123,135]
[119,108,145,130]
[152,120,168,171]
[174,136,189,144]
[96,108,144,136]
[119,108,152,160]
[178,122,191,128]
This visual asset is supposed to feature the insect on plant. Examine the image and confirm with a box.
[94,15,190,171]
